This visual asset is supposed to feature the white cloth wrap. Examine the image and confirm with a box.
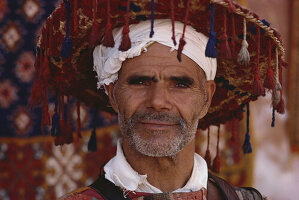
[93,19,217,89]
[104,139,208,193]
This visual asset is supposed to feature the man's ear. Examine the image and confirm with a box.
[199,80,216,119]
[104,83,119,113]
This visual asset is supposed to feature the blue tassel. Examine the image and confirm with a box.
[271,107,275,127]
[250,24,257,35]
[88,109,97,152]
[60,0,72,58]
[243,103,252,154]
[149,0,154,38]
[88,128,97,152]
[51,91,60,136]
[205,4,217,58]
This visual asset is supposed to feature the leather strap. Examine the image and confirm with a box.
[90,174,130,200]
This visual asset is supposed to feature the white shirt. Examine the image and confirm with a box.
[104,140,208,193]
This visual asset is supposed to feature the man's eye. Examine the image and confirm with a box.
[128,79,151,86]
[176,82,190,88]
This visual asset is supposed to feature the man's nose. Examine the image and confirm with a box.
[146,84,172,111]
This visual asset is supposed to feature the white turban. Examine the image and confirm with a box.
[93,19,217,89]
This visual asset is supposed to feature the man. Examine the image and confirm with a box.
[59,20,266,200]
[30,0,285,199]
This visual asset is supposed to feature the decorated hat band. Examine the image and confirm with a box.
[30,0,287,170]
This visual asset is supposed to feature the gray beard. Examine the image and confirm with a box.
[118,111,199,157]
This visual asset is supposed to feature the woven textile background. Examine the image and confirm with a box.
[0,0,118,199]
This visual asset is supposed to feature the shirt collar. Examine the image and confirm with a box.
[104,139,208,193]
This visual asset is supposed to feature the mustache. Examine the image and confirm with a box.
[128,111,186,126]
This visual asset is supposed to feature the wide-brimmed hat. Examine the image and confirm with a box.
[30,0,287,154]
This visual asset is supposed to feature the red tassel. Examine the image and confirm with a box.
[41,51,50,82]
[252,27,265,96]
[177,0,190,61]
[170,0,176,46]
[73,0,78,33]
[220,9,231,59]
[103,0,115,47]
[119,0,131,51]
[30,79,44,106]
[204,127,211,168]
[252,74,265,96]
[54,94,63,146]
[89,0,101,46]
[76,101,82,139]
[264,69,275,90]
[41,90,50,134]
[276,62,285,114]
[212,126,221,173]
[177,38,186,62]
[47,18,54,56]
[41,26,50,82]
[42,91,50,126]
[54,136,64,146]
[275,96,285,114]
[29,49,45,107]
[65,95,73,144]
[231,13,236,57]
[231,118,237,142]
[264,39,275,89]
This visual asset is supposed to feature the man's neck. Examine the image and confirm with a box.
[122,139,195,192]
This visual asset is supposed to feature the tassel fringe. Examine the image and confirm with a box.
[243,103,252,154]
[231,13,236,57]
[149,0,154,38]
[271,107,275,127]
[177,38,186,62]
[76,101,82,139]
[170,0,177,46]
[252,27,265,96]
[60,0,72,58]
[88,109,98,151]
[264,39,275,89]
[204,127,211,168]
[212,126,221,173]
[89,0,101,46]
[51,91,60,137]
[231,118,237,142]
[205,4,217,58]
[103,0,115,47]
[65,95,73,144]
[220,9,231,59]
[252,74,265,96]
[119,0,131,51]
[238,18,250,65]
[177,0,190,62]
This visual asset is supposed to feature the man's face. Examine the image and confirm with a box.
[106,43,215,157]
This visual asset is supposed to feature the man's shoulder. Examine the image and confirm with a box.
[208,173,266,200]
[58,187,104,200]
[235,187,268,200]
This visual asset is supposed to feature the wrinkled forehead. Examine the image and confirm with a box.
[118,42,207,81]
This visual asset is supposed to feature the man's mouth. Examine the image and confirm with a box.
[139,121,179,130]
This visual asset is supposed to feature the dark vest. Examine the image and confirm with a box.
[89,173,265,200]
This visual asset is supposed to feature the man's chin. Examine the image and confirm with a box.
[126,134,185,157]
